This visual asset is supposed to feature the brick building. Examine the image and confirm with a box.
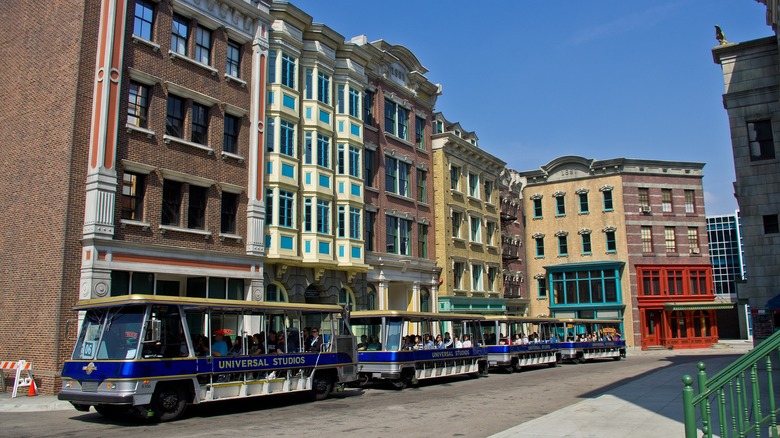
[499,168,529,315]
[0,0,273,394]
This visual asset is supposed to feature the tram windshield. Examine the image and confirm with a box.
[72,305,145,360]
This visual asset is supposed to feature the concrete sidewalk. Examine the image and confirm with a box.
[490,341,753,438]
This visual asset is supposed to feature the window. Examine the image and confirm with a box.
[279,120,294,156]
[535,237,544,257]
[303,198,312,232]
[265,189,273,226]
[384,101,408,140]
[303,132,313,164]
[453,262,464,290]
[417,169,427,203]
[349,207,361,239]
[641,226,653,253]
[349,146,360,178]
[281,53,296,89]
[365,211,375,251]
[363,90,375,126]
[537,278,547,298]
[419,288,430,312]
[555,196,565,216]
[485,181,493,203]
[470,216,481,243]
[165,95,184,137]
[415,116,425,149]
[226,41,241,77]
[418,224,428,258]
[121,172,145,221]
[684,190,695,214]
[468,173,479,198]
[385,157,409,196]
[399,218,412,256]
[268,50,276,83]
[640,270,661,295]
[223,114,239,154]
[337,206,345,237]
[195,26,212,65]
[161,180,182,226]
[316,134,330,167]
[348,87,360,118]
[133,0,155,41]
[336,84,344,113]
[450,165,460,190]
[687,227,699,253]
[385,215,397,253]
[278,190,293,228]
[487,267,497,292]
[581,233,591,254]
[579,193,589,214]
[220,192,238,234]
[188,185,207,229]
[664,227,676,253]
[603,190,613,211]
[127,81,149,128]
[689,270,708,295]
[316,200,330,234]
[170,14,188,56]
[364,148,375,187]
[486,222,496,246]
[305,69,313,99]
[558,235,568,256]
[638,188,649,208]
[337,144,346,174]
[747,120,776,161]
[191,103,209,145]
[452,212,462,238]
[472,264,483,291]
[764,214,779,234]
[266,118,275,152]
[662,189,673,213]
[533,198,542,218]
[317,72,330,104]
[605,231,616,253]
[549,268,620,305]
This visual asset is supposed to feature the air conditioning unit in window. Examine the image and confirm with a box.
[691,247,700,254]
[640,206,652,214]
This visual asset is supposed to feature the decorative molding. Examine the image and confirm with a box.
[602,226,617,233]
[533,273,545,280]
[218,182,245,194]
[530,193,543,200]
[163,135,215,155]
[531,232,545,239]
[599,184,614,192]
[121,159,157,174]
[314,267,326,283]
[164,80,219,106]
[578,228,592,235]
[160,168,216,187]
[275,263,288,279]
[554,230,569,237]
[575,187,589,195]
[552,191,566,198]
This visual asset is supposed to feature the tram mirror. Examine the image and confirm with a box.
[144,318,162,343]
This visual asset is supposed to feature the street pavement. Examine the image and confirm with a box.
[0,340,755,437]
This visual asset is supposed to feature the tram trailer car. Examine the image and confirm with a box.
[350,311,488,389]
[551,318,627,363]
[481,316,561,372]
[58,295,358,421]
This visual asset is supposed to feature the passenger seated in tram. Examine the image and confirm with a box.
[357,335,368,350]
[411,336,422,350]
[366,336,381,351]
[461,335,472,348]
[434,334,444,349]
[453,335,463,348]
[423,334,434,349]
[229,336,243,355]
[513,334,523,345]
[211,332,228,357]
[250,333,264,355]
[443,332,453,348]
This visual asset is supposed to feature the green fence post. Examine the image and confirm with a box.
[683,375,698,438]
[697,362,710,437]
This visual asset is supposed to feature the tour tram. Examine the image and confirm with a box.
[543,318,627,363]
[349,310,488,388]
[58,295,358,421]
[479,315,561,372]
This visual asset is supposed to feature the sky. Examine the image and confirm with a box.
[289,0,774,216]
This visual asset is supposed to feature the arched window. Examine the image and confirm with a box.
[366,285,377,310]
[265,283,288,302]
[420,287,430,312]
[339,287,355,311]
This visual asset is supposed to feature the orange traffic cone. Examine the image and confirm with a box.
[27,380,37,397]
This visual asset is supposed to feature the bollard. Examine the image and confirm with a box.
[682,375,698,438]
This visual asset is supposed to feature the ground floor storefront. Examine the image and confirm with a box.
[638,302,733,350]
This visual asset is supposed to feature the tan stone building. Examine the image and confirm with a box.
[432,114,506,313]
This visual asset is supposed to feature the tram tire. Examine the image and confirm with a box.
[71,403,91,412]
[548,360,558,368]
[613,355,622,361]
[504,366,514,374]
[94,404,130,418]
[312,375,333,401]
[150,384,188,422]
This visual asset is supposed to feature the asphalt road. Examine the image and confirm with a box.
[0,350,741,438]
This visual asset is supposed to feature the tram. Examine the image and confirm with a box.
[58,295,358,421]
[479,316,561,372]
[544,318,627,363]
[349,310,488,388]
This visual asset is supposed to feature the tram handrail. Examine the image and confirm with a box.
[682,329,780,438]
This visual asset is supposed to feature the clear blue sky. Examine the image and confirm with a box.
[290,0,773,216]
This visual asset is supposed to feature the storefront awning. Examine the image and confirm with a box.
[663,301,735,311]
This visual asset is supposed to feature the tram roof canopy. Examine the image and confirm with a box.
[663,301,735,311]
[350,310,485,321]
[71,294,346,313]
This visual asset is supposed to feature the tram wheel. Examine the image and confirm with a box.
[312,375,333,401]
[94,404,130,418]
[613,356,622,361]
[151,384,187,422]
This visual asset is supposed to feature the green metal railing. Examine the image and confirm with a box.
[682,330,780,437]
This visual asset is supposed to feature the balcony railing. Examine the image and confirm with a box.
[682,330,780,437]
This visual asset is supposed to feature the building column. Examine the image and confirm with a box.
[246,22,269,256]
[431,282,439,313]
[412,283,421,312]
[81,0,129,299]
[378,281,388,310]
